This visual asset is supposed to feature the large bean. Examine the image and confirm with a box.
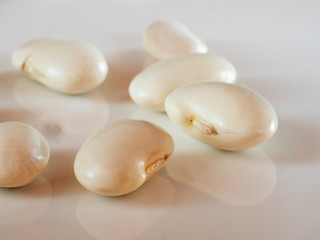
[129,53,236,111]
[12,38,108,94]
[74,119,174,196]
[165,82,278,151]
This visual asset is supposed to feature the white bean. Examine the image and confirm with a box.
[0,122,50,187]
[12,38,108,94]
[129,53,237,111]
[142,20,208,60]
[74,119,174,196]
[165,82,278,151]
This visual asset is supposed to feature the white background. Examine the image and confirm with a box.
[0,0,320,239]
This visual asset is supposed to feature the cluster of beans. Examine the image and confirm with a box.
[0,20,277,196]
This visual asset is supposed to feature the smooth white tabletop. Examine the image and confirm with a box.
[1,0,320,239]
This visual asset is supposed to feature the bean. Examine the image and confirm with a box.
[74,119,174,196]
[165,82,278,151]
[129,53,236,111]
[0,122,50,187]
[12,38,108,94]
[142,20,208,60]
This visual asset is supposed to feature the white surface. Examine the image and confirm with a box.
[0,0,320,239]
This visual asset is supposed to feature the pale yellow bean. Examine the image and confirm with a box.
[74,119,174,196]
[143,20,208,60]
[129,53,237,111]
[165,82,278,151]
[12,38,108,94]
[0,122,50,187]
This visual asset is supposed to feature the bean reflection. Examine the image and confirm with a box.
[0,176,52,226]
[13,78,109,150]
[76,176,174,240]
[167,147,277,206]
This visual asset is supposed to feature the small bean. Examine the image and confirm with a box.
[142,20,208,60]
[74,119,174,196]
[0,122,50,187]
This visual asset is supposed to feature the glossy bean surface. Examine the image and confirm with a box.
[142,20,208,60]
[12,38,108,94]
[129,53,236,111]
[0,122,50,187]
[74,119,174,196]
[165,82,278,151]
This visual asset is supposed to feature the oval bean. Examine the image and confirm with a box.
[165,82,278,151]
[74,119,174,196]
[129,53,236,111]
[12,38,108,94]
[0,122,50,187]
[142,20,208,60]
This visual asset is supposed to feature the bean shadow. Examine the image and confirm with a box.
[0,71,21,100]
[0,108,36,123]
[96,49,149,102]
[43,150,84,197]
[0,71,41,125]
